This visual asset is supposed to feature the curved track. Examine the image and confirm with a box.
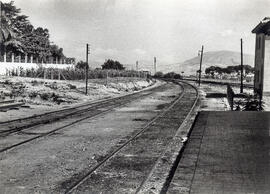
[0,80,199,194]
[63,80,199,194]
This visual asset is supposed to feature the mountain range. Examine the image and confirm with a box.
[158,50,255,75]
[87,50,255,75]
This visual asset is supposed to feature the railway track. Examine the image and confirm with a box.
[0,83,170,152]
[62,80,199,194]
[0,83,167,136]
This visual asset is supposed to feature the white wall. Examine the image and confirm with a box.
[264,35,270,95]
[0,62,74,75]
[254,33,265,94]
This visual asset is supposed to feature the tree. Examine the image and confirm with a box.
[49,44,64,62]
[205,65,255,76]
[102,59,125,70]
[0,1,71,63]
[153,71,163,78]
[1,1,34,56]
[164,72,182,79]
[0,1,19,57]
[76,61,88,69]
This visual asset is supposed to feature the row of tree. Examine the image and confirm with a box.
[0,1,68,62]
[205,65,254,75]
[76,59,125,70]
[153,71,182,79]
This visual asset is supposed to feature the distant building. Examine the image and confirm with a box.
[252,17,270,97]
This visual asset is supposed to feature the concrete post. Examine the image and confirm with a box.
[51,69,53,79]
[30,55,33,63]
[58,69,61,80]
[44,68,47,79]
[25,54,28,63]
[11,53,14,62]
[4,52,6,62]
[19,53,21,63]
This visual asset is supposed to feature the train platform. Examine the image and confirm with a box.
[167,111,270,194]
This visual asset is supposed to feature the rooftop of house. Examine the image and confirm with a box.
[252,17,270,34]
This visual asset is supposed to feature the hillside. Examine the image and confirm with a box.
[89,51,255,75]
[179,50,254,75]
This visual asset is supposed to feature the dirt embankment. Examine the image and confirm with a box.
[0,76,154,106]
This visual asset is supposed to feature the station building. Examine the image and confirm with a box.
[252,17,270,97]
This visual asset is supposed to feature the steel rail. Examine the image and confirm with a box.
[0,82,161,125]
[64,81,191,194]
[0,84,165,136]
[135,79,199,194]
[0,84,169,152]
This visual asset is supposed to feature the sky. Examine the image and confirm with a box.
[3,0,270,67]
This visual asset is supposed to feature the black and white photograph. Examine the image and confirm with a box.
[0,0,269,193]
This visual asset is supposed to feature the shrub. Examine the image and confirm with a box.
[164,72,182,79]
[39,93,50,100]
[153,71,164,78]
[6,67,148,80]
[242,98,263,111]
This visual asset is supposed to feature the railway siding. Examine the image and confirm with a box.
[0,82,183,194]
[65,81,199,193]
[137,82,200,194]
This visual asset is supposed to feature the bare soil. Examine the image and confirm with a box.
[0,83,181,194]
[0,76,157,122]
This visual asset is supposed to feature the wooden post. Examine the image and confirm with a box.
[85,44,89,95]
[199,45,204,86]
[51,69,53,79]
[106,70,108,86]
[154,57,156,74]
[240,38,243,93]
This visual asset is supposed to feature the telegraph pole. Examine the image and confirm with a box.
[0,2,2,59]
[0,2,2,29]
[85,43,89,95]
[240,39,243,93]
[154,57,157,74]
[198,45,204,86]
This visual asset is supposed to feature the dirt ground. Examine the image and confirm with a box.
[194,81,254,111]
[0,83,181,194]
[0,76,158,122]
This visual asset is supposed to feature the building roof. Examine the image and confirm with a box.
[252,17,270,34]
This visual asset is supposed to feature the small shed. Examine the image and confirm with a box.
[252,17,270,97]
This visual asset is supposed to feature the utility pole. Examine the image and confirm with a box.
[0,2,2,29]
[154,57,157,75]
[240,38,243,93]
[85,43,89,95]
[0,1,2,60]
[198,45,204,86]
[136,61,139,78]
